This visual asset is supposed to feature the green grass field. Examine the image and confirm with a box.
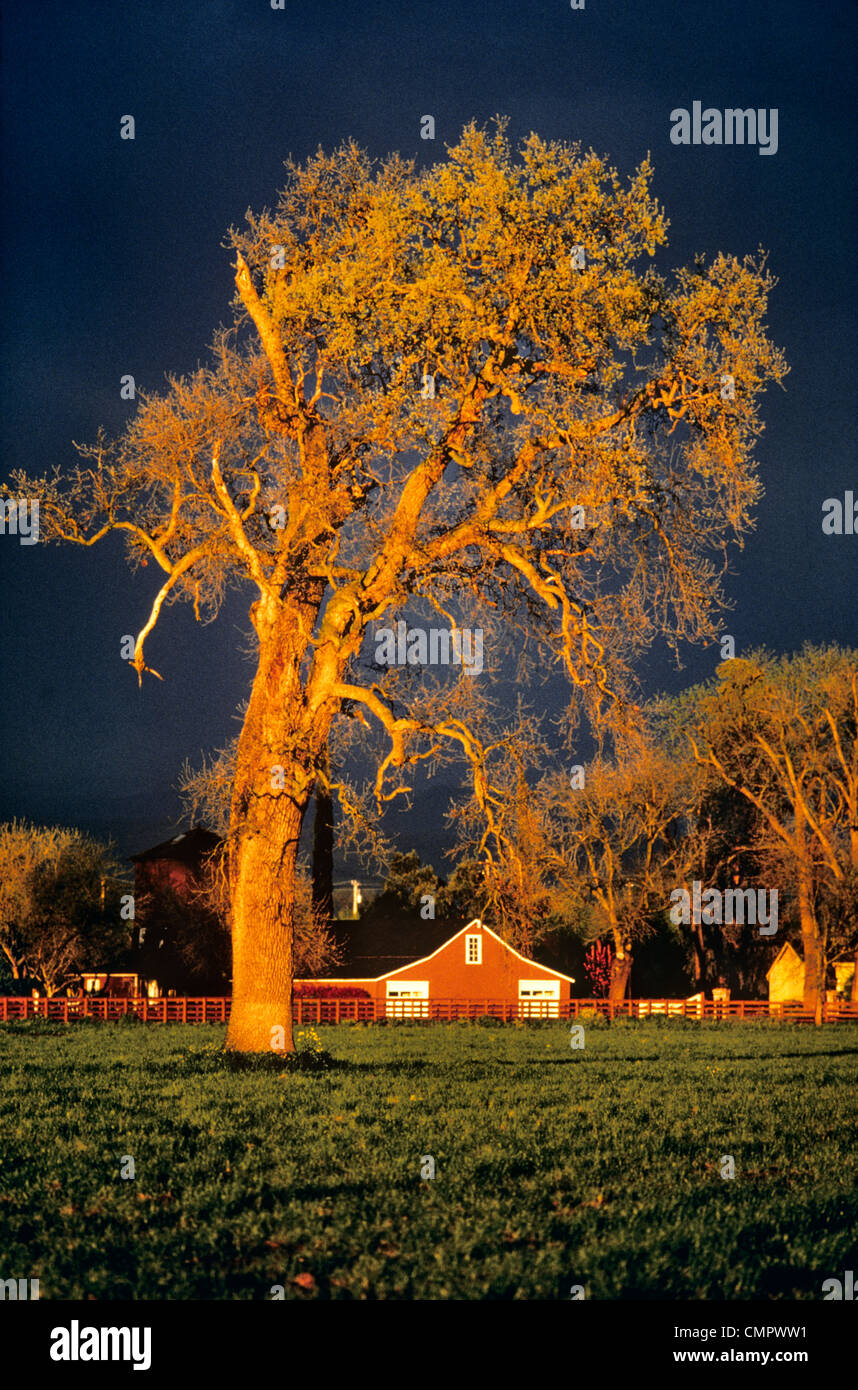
[1,1018,856,1300]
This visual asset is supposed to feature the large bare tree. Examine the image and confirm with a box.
[15,122,786,1049]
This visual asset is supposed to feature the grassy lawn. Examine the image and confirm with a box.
[0,1017,856,1300]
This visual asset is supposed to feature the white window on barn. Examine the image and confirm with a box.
[465,934,482,964]
[518,979,560,1018]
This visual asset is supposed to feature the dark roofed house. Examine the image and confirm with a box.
[130,826,222,886]
[129,826,227,995]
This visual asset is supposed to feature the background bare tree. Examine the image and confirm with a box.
[671,646,858,1019]
[0,823,127,996]
[547,742,696,999]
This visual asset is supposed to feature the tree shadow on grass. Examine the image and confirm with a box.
[682,1047,858,1062]
[281,1177,425,1202]
[342,1058,453,1073]
[167,1047,353,1079]
[194,1050,351,1076]
[481,1047,858,1062]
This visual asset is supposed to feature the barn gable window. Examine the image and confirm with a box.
[465,934,482,964]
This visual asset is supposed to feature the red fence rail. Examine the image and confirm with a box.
[0,996,856,1024]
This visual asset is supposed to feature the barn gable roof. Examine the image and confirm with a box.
[765,941,802,978]
[303,916,575,984]
[322,914,459,978]
[129,825,222,867]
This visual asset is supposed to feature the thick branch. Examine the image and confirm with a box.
[131,545,208,684]
[210,444,276,607]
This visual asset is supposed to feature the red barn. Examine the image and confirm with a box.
[296,917,574,1016]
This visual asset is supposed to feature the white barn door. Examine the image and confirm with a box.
[518,979,560,1018]
[385,981,429,1018]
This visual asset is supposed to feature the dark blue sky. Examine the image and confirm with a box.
[1,0,856,870]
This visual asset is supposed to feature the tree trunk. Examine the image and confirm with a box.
[222,514,381,1050]
[311,781,334,923]
[227,795,307,1052]
[797,862,824,1022]
[690,919,707,992]
[609,929,632,1002]
[225,599,323,1053]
